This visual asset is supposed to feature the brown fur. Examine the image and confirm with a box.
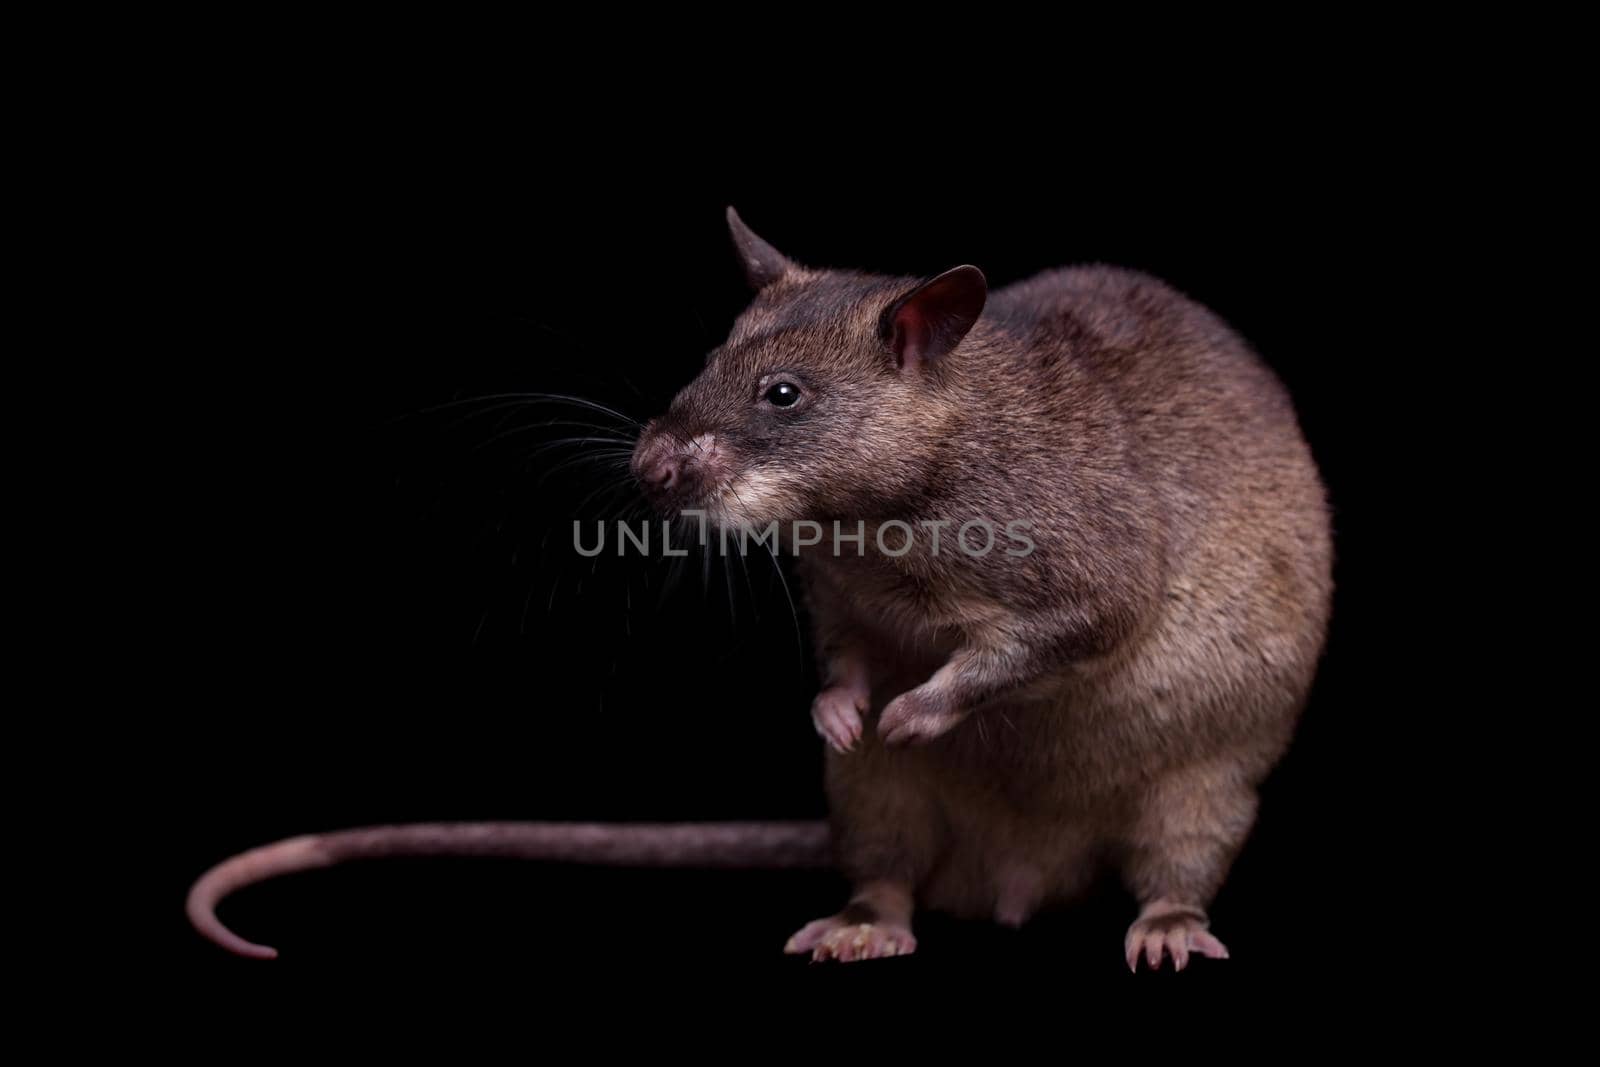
[636,210,1333,965]
[186,210,1332,968]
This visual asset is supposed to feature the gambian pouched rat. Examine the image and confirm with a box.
[188,208,1331,970]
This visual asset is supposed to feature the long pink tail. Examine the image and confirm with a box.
[187,820,833,959]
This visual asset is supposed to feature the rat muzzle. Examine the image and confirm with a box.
[631,424,728,513]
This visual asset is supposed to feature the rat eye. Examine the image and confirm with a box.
[763,381,802,408]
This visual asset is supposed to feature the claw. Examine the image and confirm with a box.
[1191,929,1230,959]
[786,915,917,964]
[813,687,867,755]
[1125,910,1228,973]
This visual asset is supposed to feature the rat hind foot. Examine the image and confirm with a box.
[1124,903,1229,972]
[784,915,916,963]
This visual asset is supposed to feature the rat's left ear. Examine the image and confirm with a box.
[726,207,796,290]
[881,265,987,372]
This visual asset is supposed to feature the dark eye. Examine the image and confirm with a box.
[764,381,801,407]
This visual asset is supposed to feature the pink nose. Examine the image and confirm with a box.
[633,432,690,498]
[642,452,683,492]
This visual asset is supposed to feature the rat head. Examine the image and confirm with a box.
[631,208,987,529]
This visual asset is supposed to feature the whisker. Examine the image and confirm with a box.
[519,526,557,637]
[518,392,644,429]
[394,392,645,430]
[432,406,637,439]
[535,450,639,486]
[572,474,641,518]
[733,531,757,624]
[721,534,737,629]
[719,483,765,626]
[475,430,635,455]
[701,528,712,601]
[759,538,805,667]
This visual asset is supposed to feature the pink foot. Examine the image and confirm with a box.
[784,916,916,963]
[1124,908,1229,972]
[811,686,865,753]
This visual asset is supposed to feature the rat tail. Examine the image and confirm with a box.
[187,820,833,959]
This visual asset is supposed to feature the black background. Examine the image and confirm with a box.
[145,100,1450,1014]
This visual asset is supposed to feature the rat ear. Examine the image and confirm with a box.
[881,265,987,372]
[726,206,795,290]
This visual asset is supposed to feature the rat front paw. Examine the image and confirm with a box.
[811,686,865,753]
[878,686,965,746]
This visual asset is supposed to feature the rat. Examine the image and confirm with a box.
[188,208,1331,970]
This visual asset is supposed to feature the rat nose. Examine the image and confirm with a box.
[642,452,683,492]
[632,430,691,499]
[633,428,721,507]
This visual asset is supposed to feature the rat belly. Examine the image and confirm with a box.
[822,599,1314,925]
[823,712,1107,922]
